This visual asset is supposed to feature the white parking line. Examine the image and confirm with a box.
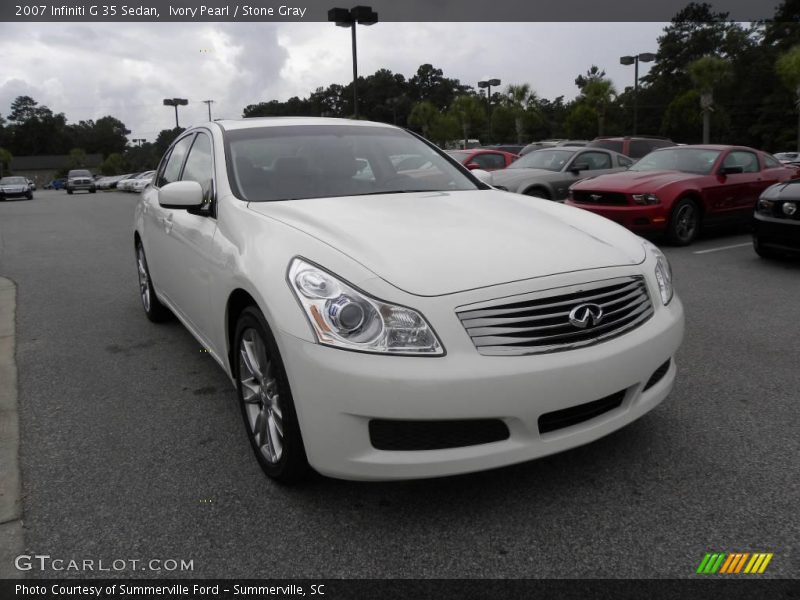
[693,242,752,255]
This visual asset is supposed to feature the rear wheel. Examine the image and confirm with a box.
[135,242,172,322]
[666,198,700,245]
[234,307,309,482]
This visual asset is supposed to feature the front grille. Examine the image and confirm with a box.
[644,359,671,391]
[571,190,629,206]
[538,390,625,434]
[457,276,654,356]
[369,419,509,451]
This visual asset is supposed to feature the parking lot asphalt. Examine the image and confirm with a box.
[0,189,797,579]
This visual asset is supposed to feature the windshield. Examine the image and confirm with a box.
[0,177,26,185]
[630,148,721,175]
[68,170,92,178]
[224,125,479,202]
[507,149,575,171]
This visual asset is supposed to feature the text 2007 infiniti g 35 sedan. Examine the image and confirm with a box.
[133,117,684,482]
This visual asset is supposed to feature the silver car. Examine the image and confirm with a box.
[66,169,96,194]
[491,147,633,201]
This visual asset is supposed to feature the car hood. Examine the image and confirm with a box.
[491,168,558,187]
[574,169,702,192]
[247,190,645,296]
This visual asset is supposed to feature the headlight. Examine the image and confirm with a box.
[756,198,774,215]
[632,193,660,205]
[643,240,673,305]
[288,258,444,355]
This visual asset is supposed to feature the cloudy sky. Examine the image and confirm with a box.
[0,21,668,141]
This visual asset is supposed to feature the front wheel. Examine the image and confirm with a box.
[524,187,550,200]
[234,307,308,482]
[135,242,172,322]
[67,189,73,195]
[666,198,700,246]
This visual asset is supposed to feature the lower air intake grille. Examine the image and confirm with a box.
[644,359,671,391]
[538,390,626,434]
[369,419,510,451]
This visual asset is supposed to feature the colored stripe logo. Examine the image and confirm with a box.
[696,552,773,574]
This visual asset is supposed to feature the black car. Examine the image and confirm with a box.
[753,179,800,258]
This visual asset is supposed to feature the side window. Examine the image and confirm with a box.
[628,140,653,159]
[618,155,634,168]
[724,151,759,173]
[157,134,195,187]
[181,133,213,200]
[575,151,612,170]
[763,154,781,169]
[472,153,506,170]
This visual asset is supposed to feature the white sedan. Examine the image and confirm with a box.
[133,117,684,482]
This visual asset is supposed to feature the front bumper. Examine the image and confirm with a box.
[0,188,30,198]
[277,282,684,481]
[67,180,95,191]
[753,214,800,253]
[565,201,669,233]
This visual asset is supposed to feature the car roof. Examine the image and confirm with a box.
[213,117,397,132]
[655,144,756,152]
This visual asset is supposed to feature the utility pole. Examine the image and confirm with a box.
[202,100,215,121]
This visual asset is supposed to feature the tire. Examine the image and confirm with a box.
[234,307,309,483]
[90,187,96,194]
[753,234,780,260]
[524,187,550,200]
[26,193,33,200]
[135,242,172,322]
[67,189,73,195]
[666,197,700,246]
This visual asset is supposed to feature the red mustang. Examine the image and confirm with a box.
[566,145,799,245]
[445,149,519,171]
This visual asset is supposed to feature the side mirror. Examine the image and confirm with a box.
[158,180,204,209]
[570,162,590,173]
[471,169,493,185]
[719,165,744,176]
[466,162,482,170]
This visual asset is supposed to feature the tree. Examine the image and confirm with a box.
[0,148,12,177]
[504,84,538,143]
[574,66,607,91]
[449,96,486,147]
[100,152,127,175]
[776,45,800,151]
[581,78,616,136]
[408,101,439,138]
[689,55,732,143]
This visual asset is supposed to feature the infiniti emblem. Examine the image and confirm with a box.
[569,303,604,329]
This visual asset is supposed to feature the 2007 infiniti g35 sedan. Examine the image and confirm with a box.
[133,117,684,482]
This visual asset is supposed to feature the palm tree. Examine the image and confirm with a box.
[449,96,486,148]
[504,84,537,143]
[688,56,732,144]
[581,78,616,137]
[776,45,800,152]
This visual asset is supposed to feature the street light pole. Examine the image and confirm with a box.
[478,78,501,142]
[620,53,655,135]
[163,98,188,128]
[202,99,215,121]
[328,6,378,120]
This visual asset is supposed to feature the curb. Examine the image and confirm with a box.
[0,277,23,578]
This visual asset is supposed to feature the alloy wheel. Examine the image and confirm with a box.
[238,328,284,464]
